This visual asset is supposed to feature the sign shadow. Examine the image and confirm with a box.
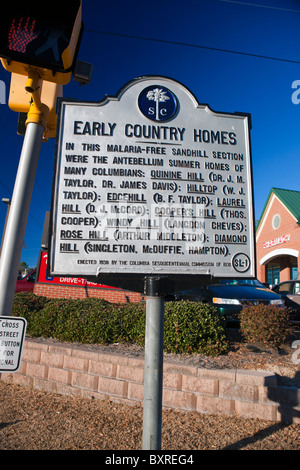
[221,370,300,450]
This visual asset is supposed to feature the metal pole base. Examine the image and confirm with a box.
[142,276,166,450]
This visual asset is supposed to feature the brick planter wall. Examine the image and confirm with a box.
[1,338,299,424]
[34,283,144,303]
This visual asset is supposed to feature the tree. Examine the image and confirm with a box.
[19,261,28,272]
[146,88,170,121]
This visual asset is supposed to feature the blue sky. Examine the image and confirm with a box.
[0,0,299,268]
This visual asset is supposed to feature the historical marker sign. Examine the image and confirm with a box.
[0,316,27,372]
[49,76,255,291]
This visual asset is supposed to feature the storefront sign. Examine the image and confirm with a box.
[49,76,255,290]
[263,234,291,249]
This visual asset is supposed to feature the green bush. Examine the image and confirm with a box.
[12,294,229,356]
[110,303,146,344]
[28,298,63,339]
[163,301,228,356]
[239,305,290,347]
[12,292,49,324]
[30,298,114,343]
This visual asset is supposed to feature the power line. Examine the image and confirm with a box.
[86,29,300,65]
[0,180,12,194]
[219,0,300,14]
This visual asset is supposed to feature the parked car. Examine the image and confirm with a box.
[15,269,36,293]
[272,280,300,323]
[168,279,285,325]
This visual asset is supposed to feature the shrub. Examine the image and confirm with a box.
[29,297,113,343]
[12,292,49,324]
[24,296,145,345]
[12,294,228,356]
[163,301,228,356]
[239,305,290,347]
[110,303,145,344]
[28,298,62,338]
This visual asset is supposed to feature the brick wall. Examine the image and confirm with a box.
[34,283,144,303]
[1,338,299,423]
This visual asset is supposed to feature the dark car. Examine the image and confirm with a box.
[15,270,36,293]
[272,280,300,323]
[169,279,285,324]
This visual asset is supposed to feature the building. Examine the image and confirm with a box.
[256,188,300,286]
[33,250,144,303]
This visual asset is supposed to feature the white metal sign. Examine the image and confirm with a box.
[0,316,27,372]
[50,76,255,283]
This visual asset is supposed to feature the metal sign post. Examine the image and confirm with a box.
[0,122,44,316]
[0,71,48,317]
[142,276,166,450]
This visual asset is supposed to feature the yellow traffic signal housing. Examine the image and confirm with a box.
[0,1,82,85]
[9,73,62,138]
[8,73,32,113]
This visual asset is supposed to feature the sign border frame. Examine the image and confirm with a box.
[48,75,256,293]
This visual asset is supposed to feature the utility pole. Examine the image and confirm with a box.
[0,71,47,316]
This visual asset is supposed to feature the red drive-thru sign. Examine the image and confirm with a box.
[38,251,119,290]
[49,76,255,293]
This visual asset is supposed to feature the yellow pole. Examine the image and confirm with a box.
[25,70,49,140]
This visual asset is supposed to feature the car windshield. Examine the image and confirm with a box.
[214,279,264,287]
[20,271,35,280]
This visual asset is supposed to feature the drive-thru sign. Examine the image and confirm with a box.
[49,76,255,290]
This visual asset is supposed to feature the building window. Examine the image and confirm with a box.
[267,265,280,286]
[293,282,300,294]
[291,266,298,280]
[272,214,281,229]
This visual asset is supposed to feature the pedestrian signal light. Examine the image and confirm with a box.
[0,1,82,84]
